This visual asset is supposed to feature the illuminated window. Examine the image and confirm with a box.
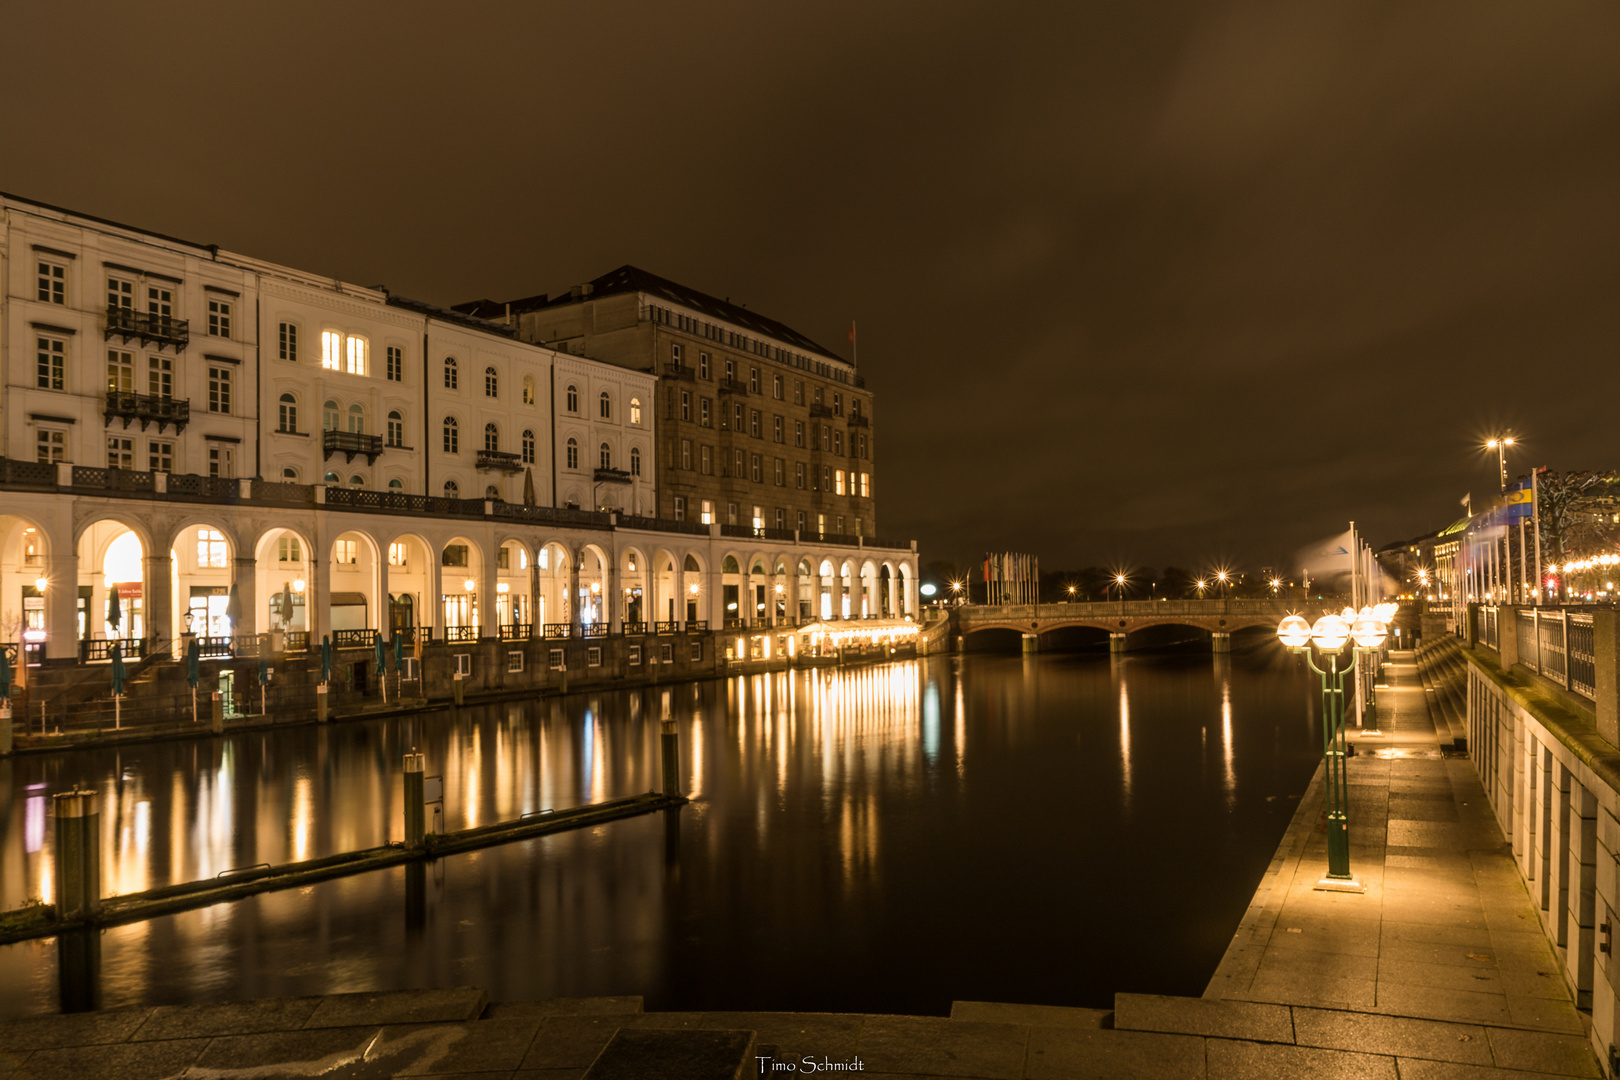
[860,472,870,497]
[107,349,134,393]
[523,377,535,405]
[700,500,713,524]
[278,537,302,562]
[346,335,366,375]
[630,397,641,424]
[388,542,408,566]
[333,539,358,565]
[322,330,342,370]
[835,470,846,496]
[196,529,229,569]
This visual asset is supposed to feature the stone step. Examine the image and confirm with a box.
[1113,993,1293,1043]
[484,995,645,1020]
[949,1000,1112,1028]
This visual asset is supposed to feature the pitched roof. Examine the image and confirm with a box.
[386,294,518,338]
[460,265,845,362]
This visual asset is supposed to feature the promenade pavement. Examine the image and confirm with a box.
[0,652,1603,1078]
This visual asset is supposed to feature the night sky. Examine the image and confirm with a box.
[5,2,1616,572]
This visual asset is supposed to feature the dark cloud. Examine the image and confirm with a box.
[5,1,1616,570]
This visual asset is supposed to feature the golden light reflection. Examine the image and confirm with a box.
[291,776,312,862]
[1220,676,1235,812]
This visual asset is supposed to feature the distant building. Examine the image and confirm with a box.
[456,266,878,540]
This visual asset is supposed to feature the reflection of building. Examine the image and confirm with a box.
[457,266,880,539]
[0,193,918,663]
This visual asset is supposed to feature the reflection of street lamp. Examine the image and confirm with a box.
[1277,609,1389,890]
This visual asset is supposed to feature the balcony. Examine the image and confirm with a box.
[323,429,383,464]
[105,391,190,434]
[105,306,189,352]
[808,403,834,418]
[476,449,524,473]
[593,467,631,485]
[663,363,696,382]
[719,377,749,396]
[848,413,869,428]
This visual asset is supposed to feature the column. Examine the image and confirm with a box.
[425,554,442,639]
[310,556,329,646]
[606,554,621,635]
[144,553,173,656]
[377,555,391,637]
[568,548,581,633]
[672,558,685,626]
[46,548,79,661]
[708,563,725,628]
[232,556,257,637]
[479,539,498,639]
[528,549,540,635]
[740,564,752,627]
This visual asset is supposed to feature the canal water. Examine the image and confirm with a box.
[0,646,1321,1018]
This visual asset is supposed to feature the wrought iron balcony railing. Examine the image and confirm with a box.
[475,449,524,472]
[105,391,190,434]
[323,429,383,464]
[105,306,189,351]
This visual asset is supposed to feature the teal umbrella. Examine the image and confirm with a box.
[107,587,123,635]
[109,642,127,696]
[0,645,13,700]
[258,653,269,686]
[392,631,404,672]
[186,637,201,688]
[374,631,386,677]
[320,635,333,683]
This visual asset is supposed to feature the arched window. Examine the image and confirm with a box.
[566,384,578,412]
[484,422,499,452]
[486,485,501,500]
[599,443,611,469]
[282,466,299,481]
[444,356,458,390]
[521,429,535,464]
[443,416,459,453]
[629,397,641,425]
[349,474,364,487]
[278,393,297,433]
[630,447,641,476]
[566,437,578,469]
[324,471,340,484]
[599,390,611,418]
[485,366,498,398]
[443,480,459,498]
[388,478,404,491]
[522,377,535,406]
[323,399,339,431]
[386,410,404,447]
[347,403,365,434]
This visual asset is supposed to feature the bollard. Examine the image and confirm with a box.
[0,704,11,756]
[1109,633,1128,654]
[52,789,101,922]
[211,691,224,735]
[317,684,329,723]
[452,672,464,706]
[1021,634,1039,654]
[403,752,425,847]
[661,717,680,797]
[558,664,568,695]
[1211,632,1231,654]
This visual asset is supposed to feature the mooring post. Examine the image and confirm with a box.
[52,789,102,923]
[317,683,329,723]
[211,691,224,734]
[403,751,425,847]
[452,672,465,706]
[1109,632,1128,654]
[661,717,680,797]
[0,702,11,756]
[1212,631,1231,654]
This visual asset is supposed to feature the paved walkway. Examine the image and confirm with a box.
[0,652,1603,1078]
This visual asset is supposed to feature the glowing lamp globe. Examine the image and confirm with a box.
[1277,615,1311,648]
[1350,615,1387,649]
[1340,607,1357,622]
[1311,614,1351,652]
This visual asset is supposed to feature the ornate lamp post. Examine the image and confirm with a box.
[1277,609,1388,891]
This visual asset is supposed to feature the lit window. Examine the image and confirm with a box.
[278,537,302,562]
[278,322,298,362]
[107,349,134,394]
[346,336,366,375]
[36,260,66,304]
[444,356,458,389]
[860,472,870,497]
[322,330,342,370]
[485,366,499,398]
[835,470,846,496]
[700,500,713,524]
[278,394,298,433]
[207,298,232,338]
[387,410,404,447]
[333,539,358,565]
[630,397,641,424]
[388,542,408,566]
[35,336,65,390]
[523,377,535,405]
[443,416,459,453]
[197,529,229,569]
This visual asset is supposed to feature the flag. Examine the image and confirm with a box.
[1300,530,1355,573]
[848,322,857,344]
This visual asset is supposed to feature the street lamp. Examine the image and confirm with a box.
[1277,608,1389,891]
[1113,573,1128,606]
[1485,433,1516,491]
[1196,579,1209,598]
[1216,570,1230,599]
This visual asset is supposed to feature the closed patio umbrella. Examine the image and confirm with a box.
[106,587,122,636]
[0,646,11,701]
[374,631,386,675]
[110,642,127,695]
[320,635,333,684]
[186,637,201,688]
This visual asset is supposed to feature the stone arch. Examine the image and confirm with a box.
[536,540,574,629]
[378,529,436,635]
[440,534,484,634]
[253,525,315,635]
[328,527,384,636]
[620,544,649,625]
[165,516,241,640]
[577,542,610,627]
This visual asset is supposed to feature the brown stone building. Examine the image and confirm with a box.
[457,267,876,540]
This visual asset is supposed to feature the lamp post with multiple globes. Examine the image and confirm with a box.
[1277,606,1392,889]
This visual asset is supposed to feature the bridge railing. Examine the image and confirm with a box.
[957,599,1300,620]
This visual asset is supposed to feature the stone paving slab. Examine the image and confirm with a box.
[1024,1026,1202,1080]
[1206,1038,1396,1079]
[1290,1007,1492,1066]
[304,986,489,1029]
[0,1006,152,1052]
[130,994,323,1040]
[485,997,644,1020]
[582,1028,755,1080]
[949,1001,1111,1028]
[18,1036,208,1080]
[856,1016,1028,1079]
[1114,992,1291,1043]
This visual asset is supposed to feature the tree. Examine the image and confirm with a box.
[1537,470,1620,566]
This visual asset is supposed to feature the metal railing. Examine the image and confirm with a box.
[322,430,384,462]
[542,623,571,639]
[80,638,147,662]
[497,624,531,640]
[442,626,480,643]
[685,620,709,633]
[285,631,311,653]
[1481,606,1498,650]
[105,306,189,351]
[330,629,376,650]
[655,621,681,635]
[1516,608,1594,703]
[104,391,190,433]
[718,377,749,395]
[622,621,649,636]
[475,450,524,472]
[167,474,240,499]
[580,623,608,639]
[616,514,710,536]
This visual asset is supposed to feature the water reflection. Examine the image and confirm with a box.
[0,648,1320,1018]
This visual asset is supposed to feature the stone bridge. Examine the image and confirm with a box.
[951,599,1303,652]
